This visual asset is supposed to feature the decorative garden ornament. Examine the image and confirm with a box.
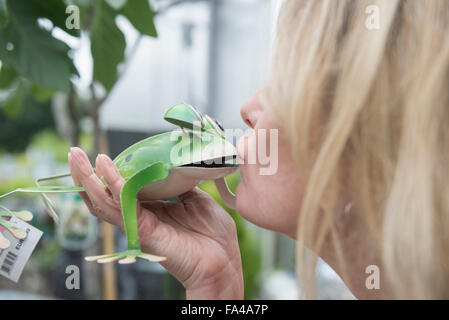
[0,103,239,264]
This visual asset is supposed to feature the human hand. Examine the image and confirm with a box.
[68,147,243,299]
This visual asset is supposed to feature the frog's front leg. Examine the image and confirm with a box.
[85,162,169,264]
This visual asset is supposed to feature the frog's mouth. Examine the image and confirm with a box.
[181,155,238,168]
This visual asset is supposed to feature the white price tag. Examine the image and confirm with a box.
[0,217,43,282]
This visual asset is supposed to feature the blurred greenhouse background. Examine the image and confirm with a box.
[0,0,353,299]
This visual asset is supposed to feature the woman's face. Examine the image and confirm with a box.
[236,91,304,238]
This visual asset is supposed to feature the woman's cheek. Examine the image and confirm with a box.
[235,124,303,235]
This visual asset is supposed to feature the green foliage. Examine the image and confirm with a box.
[2,80,26,117]
[30,129,93,163]
[0,177,35,196]
[121,0,157,37]
[90,0,126,91]
[0,0,8,28]
[199,174,262,299]
[30,83,55,103]
[30,130,72,162]
[0,0,159,97]
[0,93,55,153]
[27,0,80,37]
[90,0,157,91]
[0,0,77,151]
[0,0,159,152]
[0,64,16,88]
[0,1,76,93]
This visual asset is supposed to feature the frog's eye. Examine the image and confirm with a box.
[203,115,225,138]
[214,118,224,131]
[164,102,204,130]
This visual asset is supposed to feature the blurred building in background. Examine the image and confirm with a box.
[98,0,273,132]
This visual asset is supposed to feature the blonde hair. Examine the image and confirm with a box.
[262,0,449,299]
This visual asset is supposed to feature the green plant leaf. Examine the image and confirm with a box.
[71,0,91,6]
[0,102,55,153]
[67,0,91,31]
[121,0,157,37]
[27,0,80,37]
[0,64,16,88]
[31,83,54,102]
[0,1,75,93]
[0,0,8,28]
[2,80,26,118]
[91,0,126,91]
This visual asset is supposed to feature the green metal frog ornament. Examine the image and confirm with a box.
[0,103,239,264]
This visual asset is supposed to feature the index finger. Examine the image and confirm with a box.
[69,147,123,227]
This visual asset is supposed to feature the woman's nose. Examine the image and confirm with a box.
[240,90,263,129]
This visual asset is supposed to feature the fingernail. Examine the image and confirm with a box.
[96,154,107,168]
[70,147,85,159]
[101,153,111,160]
[95,154,103,173]
[70,148,81,161]
[102,154,109,159]
[100,155,117,178]
[72,150,93,174]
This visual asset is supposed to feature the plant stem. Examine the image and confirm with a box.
[67,84,80,147]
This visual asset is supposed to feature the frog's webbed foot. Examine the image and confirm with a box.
[0,210,34,249]
[85,249,166,264]
[85,162,170,265]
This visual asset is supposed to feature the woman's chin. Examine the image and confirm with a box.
[235,183,254,222]
[235,184,263,227]
[235,183,245,214]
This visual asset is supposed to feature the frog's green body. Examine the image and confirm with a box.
[0,103,239,264]
[114,130,231,180]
